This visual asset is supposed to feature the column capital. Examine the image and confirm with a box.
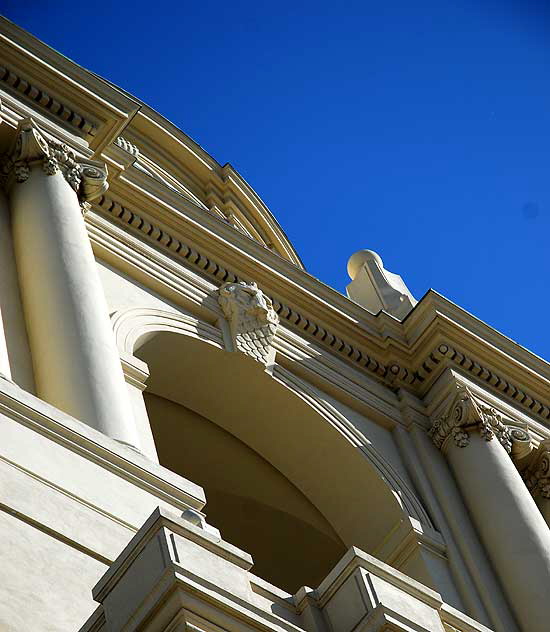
[524,441,550,499]
[429,386,514,453]
[1,118,108,202]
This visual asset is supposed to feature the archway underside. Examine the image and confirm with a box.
[136,330,417,592]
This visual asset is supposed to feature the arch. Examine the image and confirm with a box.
[111,307,224,356]
[111,306,433,588]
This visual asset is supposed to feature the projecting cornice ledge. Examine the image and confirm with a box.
[90,193,550,433]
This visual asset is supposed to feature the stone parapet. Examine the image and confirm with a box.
[83,508,495,632]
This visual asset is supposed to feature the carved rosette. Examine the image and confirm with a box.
[218,281,279,366]
[429,387,513,453]
[1,118,108,205]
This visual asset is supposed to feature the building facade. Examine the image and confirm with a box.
[1,18,550,632]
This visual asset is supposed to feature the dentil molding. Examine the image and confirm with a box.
[0,63,97,138]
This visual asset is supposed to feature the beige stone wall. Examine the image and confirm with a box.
[3,16,550,632]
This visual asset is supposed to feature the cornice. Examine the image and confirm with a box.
[88,191,550,431]
[0,62,97,138]
[87,214,402,432]
[4,18,550,433]
[415,343,550,420]
[92,194,388,378]
[0,18,139,151]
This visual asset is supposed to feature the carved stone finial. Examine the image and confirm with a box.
[1,118,108,202]
[218,281,279,366]
[429,386,513,453]
[346,249,417,320]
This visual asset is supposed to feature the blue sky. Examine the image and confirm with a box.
[4,2,550,360]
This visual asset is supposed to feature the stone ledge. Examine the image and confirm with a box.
[0,376,205,511]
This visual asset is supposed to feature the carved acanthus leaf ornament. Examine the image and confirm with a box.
[218,281,279,365]
[429,387,514,453]
[523,441,550,499]
[1,118,108,204]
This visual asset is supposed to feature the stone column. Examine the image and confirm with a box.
[3,119,139,449]
[429,386,550,632]
[0,188,12,380]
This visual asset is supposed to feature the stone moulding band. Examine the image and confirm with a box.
[0,64,97,138]
[92,194,550,425]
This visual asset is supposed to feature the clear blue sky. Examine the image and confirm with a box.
[4,2,550,360]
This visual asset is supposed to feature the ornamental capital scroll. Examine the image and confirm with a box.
[429,387,514,453]
[1,118,108,204]
[218,281,279,366]
[523,441,550,500]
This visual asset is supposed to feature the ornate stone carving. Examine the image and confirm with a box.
[1,118,108,202]
[524,441,550,499]
[429,387,513,453]
[218,281,279,365]
[114,136,139,157]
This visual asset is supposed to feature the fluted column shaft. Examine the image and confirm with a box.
[5,119,139,449]
[430,388,550,632]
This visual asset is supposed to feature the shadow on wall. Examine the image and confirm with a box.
[145,390,346,593]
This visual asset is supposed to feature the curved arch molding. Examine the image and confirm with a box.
[111,307,433,534]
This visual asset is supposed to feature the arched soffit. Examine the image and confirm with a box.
[111,307,432,552]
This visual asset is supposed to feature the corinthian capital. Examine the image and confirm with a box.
[429,387,513,453]
[1,118,108,202]
[524,441,550,499]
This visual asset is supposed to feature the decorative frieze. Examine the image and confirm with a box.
[218,281,279,365]
[429,387,513,453]
[1,118,108,203]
